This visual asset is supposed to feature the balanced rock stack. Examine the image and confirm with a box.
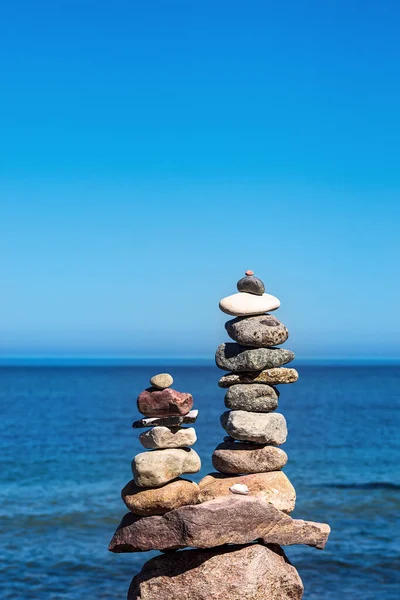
[120,372,201,517]
[109,277,331,600]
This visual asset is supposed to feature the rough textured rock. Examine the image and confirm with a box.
[139,426,197,449]
[226,315,289,347]
[219,292,280,317]
[212,441,288,474]
[150,373,173,389]
[221,410,287,444]
[137,388,193,417]
[237,271,265,295]
[132,410,198,428]
[127,543,304,600]
[132,448,201,488]
[216,343,295,372]
[218,369,299,387]
[109,496,329,553]
[225,383,279,412]
[121,478,200,515]
[198,471,296,513]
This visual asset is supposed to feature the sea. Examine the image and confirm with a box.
[0,362,399,599]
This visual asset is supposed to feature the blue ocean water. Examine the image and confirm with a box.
[0,364,399,599]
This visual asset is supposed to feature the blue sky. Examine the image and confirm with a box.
[1,1,399,359]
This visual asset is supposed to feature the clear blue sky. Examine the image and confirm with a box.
[1,1,399,359]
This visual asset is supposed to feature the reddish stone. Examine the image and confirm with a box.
[137,388,193,417]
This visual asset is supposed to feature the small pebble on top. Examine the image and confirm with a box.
[237,270,265,296]
[150,373,173,390]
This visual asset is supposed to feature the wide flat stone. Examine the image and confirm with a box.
[128,543,304,600]
[121,478,200,515]
[108,495,330,553]
[149,373,173,389]
[139,426,197,449]
[137,388,193,417]
[132,410,198,428]
[216,343,294,372]
[218,369,299,387]
[212,441,288,474]
[226,315,289,347]
[219,292,280,317]
[225,383,279,412]
[198,471,295,513]
[132,448,201,488]
[221,410,287,444]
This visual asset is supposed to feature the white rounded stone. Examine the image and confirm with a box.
[219,292,280,317]
[229,483,249,495]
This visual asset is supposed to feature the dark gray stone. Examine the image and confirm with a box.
[237,273,265,295]
[226,315,289,347]
[216,343,295,372]
[132,410,198,429]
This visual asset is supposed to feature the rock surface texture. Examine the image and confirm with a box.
[132,448,201,488]
[198,471,296,513]
[216,343,295,372]
[218,368,299,387]
[139,426,197,449]
[137,388,193,417]
[224,383,279,412]
[128,543,304,600]
[226,315,289,347]
[212,441,288,474]
[121,478,200,515]
[221,410,288,444]
[109,496,329,553]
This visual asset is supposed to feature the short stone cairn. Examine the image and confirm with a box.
[109,273,331,599]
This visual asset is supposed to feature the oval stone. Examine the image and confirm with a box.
[139,426,197,449]
[216,343,294,372]
[219,292,280,317]
[236,273,265,295]
[132,448,201,488]
[150,373,173,389]
[220,410,287,444]
[225,384,279,412]
[225,315,289,347]
[121,478,200,515]
[212,441,288,474]
[137,388,193,417]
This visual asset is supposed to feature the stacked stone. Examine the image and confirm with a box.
[121,372,202,517]
[109,280,331,600]
[211,270,298,506]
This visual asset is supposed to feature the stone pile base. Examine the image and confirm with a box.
[128,543,303,600]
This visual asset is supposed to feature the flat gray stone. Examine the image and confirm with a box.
[216,343,295,372]
[225,383,279,412]
[226,315,289,347]
[212,441,288,474]
[221,410,287,444]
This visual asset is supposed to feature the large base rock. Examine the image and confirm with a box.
[128,543,304,600]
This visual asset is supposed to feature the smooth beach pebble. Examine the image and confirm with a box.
[237,272,265,295]
[225,314,289,347]
[139,426,197,449]
[212,441,288,474]
[132,448,201,488]
[215,343,295,372]
[229,483,249,495]
[220,410,287,445]
[121,478,200,516]
[224,383,279,412]
[219,292,280,317]
[150,373,173,389]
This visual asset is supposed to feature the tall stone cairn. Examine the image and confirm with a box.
[108,273,331,600]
